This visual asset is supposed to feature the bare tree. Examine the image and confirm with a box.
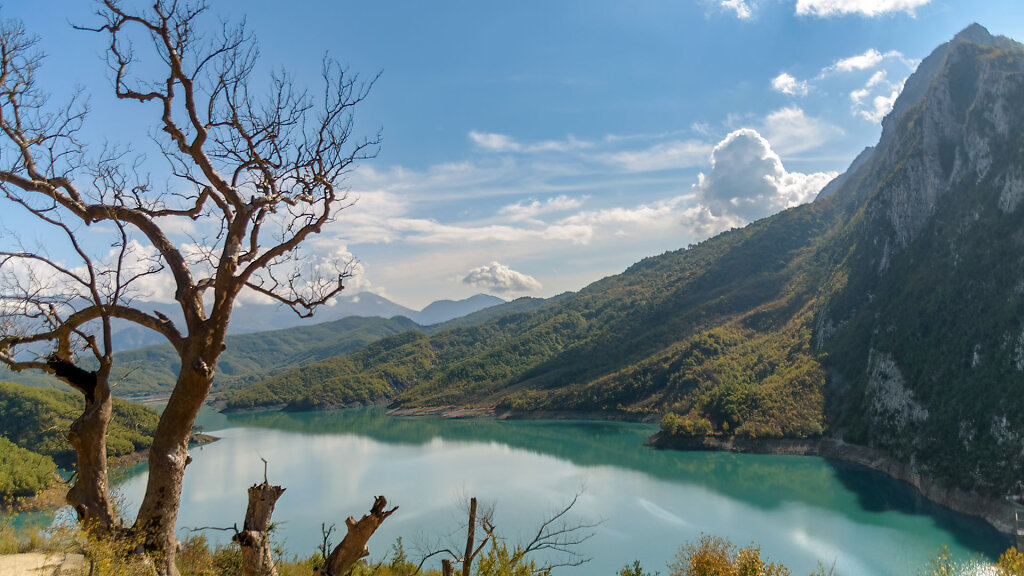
[411,494,596,576]
[0,2,378,573]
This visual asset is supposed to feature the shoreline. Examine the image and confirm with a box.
[648,433,1023,540]
[221,402,1022,542]
[2,433,220,516]
[386,404,658,422]
[390,404,1020,540]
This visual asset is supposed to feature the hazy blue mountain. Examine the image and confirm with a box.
[411,294,506,326]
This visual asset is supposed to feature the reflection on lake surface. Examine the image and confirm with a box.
[111,409,1008,575]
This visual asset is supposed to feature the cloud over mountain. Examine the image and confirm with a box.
[694,129,837,221]
[462,262,543,293]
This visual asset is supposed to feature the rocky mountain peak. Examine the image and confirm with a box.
[879,23,1018,147]
[953,22,995,45]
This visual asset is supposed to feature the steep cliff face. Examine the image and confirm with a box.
[818,25,1024,496]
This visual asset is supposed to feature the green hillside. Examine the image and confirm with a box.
[219,27,1024,499]
[0,316,421,396]
[1,298,556,398]
[222,202,836,428]
[0,381,160,502]
[0,436,57,505]
[0,381,159,466]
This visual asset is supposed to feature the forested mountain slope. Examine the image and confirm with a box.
[2,296,551,397]
[221,25,1024,498]
[816,26,1024,495]
[0,381,159,502]
[223,182,838,421]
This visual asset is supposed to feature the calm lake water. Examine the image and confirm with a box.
[104,409,1006,575]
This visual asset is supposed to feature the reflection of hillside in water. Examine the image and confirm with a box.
[223,408,1007,556]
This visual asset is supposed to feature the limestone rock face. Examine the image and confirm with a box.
[818,24,1024,495]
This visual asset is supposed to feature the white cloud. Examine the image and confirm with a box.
[761,107,843,154]
[822,49,913,75]
[693,129,838,221]
[236,243,372,308]
[469,131,520,152]
[831,49,886,72]
[600,140,713,172]
[500,195,586,222]
[771,73,809,96]
[795,0,932,17]
[855,87,902,123]
[462,261,542,293]
[559,196,739,240]
[721,0,753,19]
[469,131,592,154]
[850,73,907,124]
[366,217,594,247]
[866,70,888,88]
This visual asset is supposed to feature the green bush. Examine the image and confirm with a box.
[0,435,57,504]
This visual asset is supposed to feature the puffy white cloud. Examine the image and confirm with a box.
[693,129,837,221]
[795,0,932,17]
[462,261,542,293]
[761,107,843,154]
[721,0,753,19]
[600,140,713,172]
[771,73,809,96]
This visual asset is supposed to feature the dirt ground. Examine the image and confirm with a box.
[0,552,84,575]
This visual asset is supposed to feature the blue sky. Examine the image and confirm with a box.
[4,0,1024,309]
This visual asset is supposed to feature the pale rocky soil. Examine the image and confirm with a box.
[0,552,84,575]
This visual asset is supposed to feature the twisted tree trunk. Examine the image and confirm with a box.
[319,496,397,576]
[132,350,216,576]
[236,479,286,576]
[61,363,118,534]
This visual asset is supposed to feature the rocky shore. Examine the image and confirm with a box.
[648,433,1022,539]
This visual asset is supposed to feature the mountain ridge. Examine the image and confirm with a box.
[105,292,507,351]
[219,25,1024,511]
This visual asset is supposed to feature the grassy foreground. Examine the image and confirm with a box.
[2,520,1023,576]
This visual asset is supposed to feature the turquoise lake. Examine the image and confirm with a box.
[101,409,1007,575]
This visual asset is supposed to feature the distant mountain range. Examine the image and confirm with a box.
[214,24,1024,501]
[104,292,505,351]
[0,294,548,396]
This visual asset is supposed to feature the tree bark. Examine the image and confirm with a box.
[462,497,477,576]
[65,371,118,534]
[442,559,455,576]
[319,496,397,576]
[235,480,285,576]
[132,351,215,576]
